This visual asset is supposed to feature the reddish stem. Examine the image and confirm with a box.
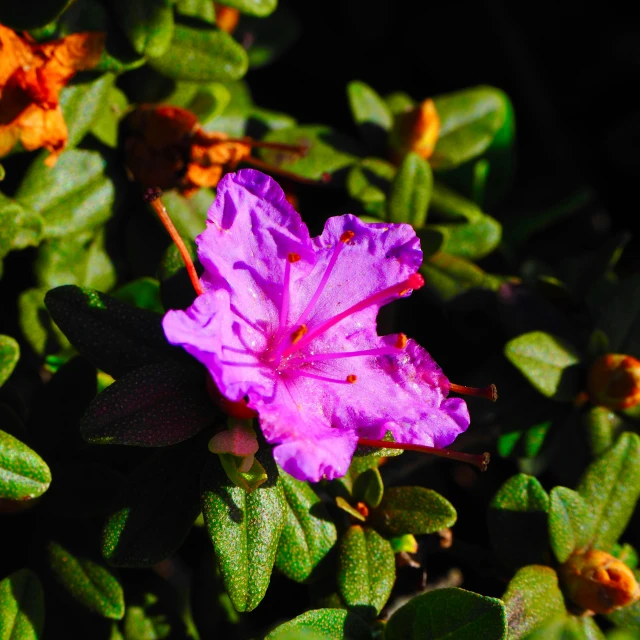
[449,382,498,402]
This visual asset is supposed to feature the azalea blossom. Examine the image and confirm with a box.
[163,169,470,482]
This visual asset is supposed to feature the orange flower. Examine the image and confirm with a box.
[588,353,640,410]
[214,5,240,34]
[389,98,441,163]
[0,25,105,166]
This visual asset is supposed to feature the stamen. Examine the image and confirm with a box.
[346,374,357,383]
[395,333,408,349]
[144,187,203,296]
[296,370,358,385]
[357,437,490,472]
[340,230,355,243]
[282,273,425,358]
[291,324,308,344]
[449,383,498,402]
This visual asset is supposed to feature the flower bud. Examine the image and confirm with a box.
[389,98,440,162]
[560,549,640,614]
[588,354,640,410]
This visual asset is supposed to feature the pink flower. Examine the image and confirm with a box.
[163,170,470,482]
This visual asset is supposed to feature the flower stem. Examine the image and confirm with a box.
[143,187,204,297]
[357,437,490,472]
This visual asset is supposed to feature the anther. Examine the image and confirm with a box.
[395,333,408,349]
[340,230,355,243]
[288,253,301,263]
[143,186,163,203]
[449,383,498,402]
[408,273,425,290]
[346,374,357,383]
[291,325,307,344]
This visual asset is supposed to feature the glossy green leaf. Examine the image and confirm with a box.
[487,474,550,570]
[0,569,44,640]
[91,86,129,148]
[384,587,507,640]
[584,405,622,457]
[44,285,173,378]
[577,432,640,550]
[352,468,384,509]
[431,86,513,170]
[102,438,204,567]
[0,429,51,501]
[47,541,124,619]
[548,487,594,563]
[201,455,286,612]
[370,486,456,537]
[337,525,395,618]
[524,614,606,640]
[388,152,432,227]
[220,0,277,16]
[0,0,71,29]
[81,359,213,446]
[265,608,372,640]
[0,335,19,388]
[15,149,115,240]
[60,74,116,147]
[148,22,248,82]
[502,565,566,639]
[347,81,393,151]
[504,331,582,401]
[113,0,174,57]
[260,125,362,181]
[112,278,164,314]
[275,473,337,583]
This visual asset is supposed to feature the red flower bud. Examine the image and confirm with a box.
[588,354,640,410]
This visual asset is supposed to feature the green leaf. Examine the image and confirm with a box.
[347,81,393,151]
[15,149,115,240]
[91,86,130,148]
[219,0,277,16]
[160,189,212,242]
[19,287,70,356]
[201,455,286,612]
[370,486,456,537]
[548,487,594,563]
[275,473,338,583]
[60,74,116,147]
[584,405,622,457]
[81,359,213,446]
[265,608,372,640]
[487,474,550,570]
[0,569,45,640]
[148,21,248,82]
[5,196,43,251]
[0,335,19,388]
[113,0,174,57]
[112,278,164,314]
[47,541,124,619]
[352,468,384,509]
[0,429,51,501]
[346,158,395,218]
[523,614,606,640]
[0,0,71,29]
[44,285,173,378]
[497,420,552,459]
[384,587,507,640]
[504,331,582,401]
[102,438,204,567]
[0,195,19,262]
[175,0,216,22]
[431,86,513,170]
[384,91,416,116]
[608,576,640,631]
[260,125,362,181]
[388,153,433,227]
[337,525,395,618]
[577,432,640,550]
[502,565,566,639]
[158,240,199,312]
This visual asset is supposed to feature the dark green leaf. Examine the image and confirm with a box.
[102,439,204,567]
[0,569,44,640]
[218,0,277,16]
[160,189,211,242]
[0,335,19,388]
[44,285,173,378]
[275,473,337,583]
[384,91,416,116]
[384,587,507,640]
[201,455,286,612]
[416,227,448,259]
[265,608,372,640]
[523,614,606,640]
[15,149,115,240]
[502,565,566,639]
[370,486,456,537]
[548,487,594,563]
[60,74,116,147]
[497,421,552,459]
[346,158,395,218]
[19,287,70,356]
[112,278,164,314]
[504,331,582,401]
[337,525,395,618]
[584,405,622,457]
[388,153,432,227]
[47,541,124,619]
[577,432,640,550]
[352,468,384,509]
[0,429,51,501]
[158,240,199,311]
[113,0,174,57]
[431,86,513,170]
[148,22,248,82]
[487,474,550,570]
[0,0,71,29]
[260,125,362,181]
[347,81,393,151]
[81,359,214,446]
